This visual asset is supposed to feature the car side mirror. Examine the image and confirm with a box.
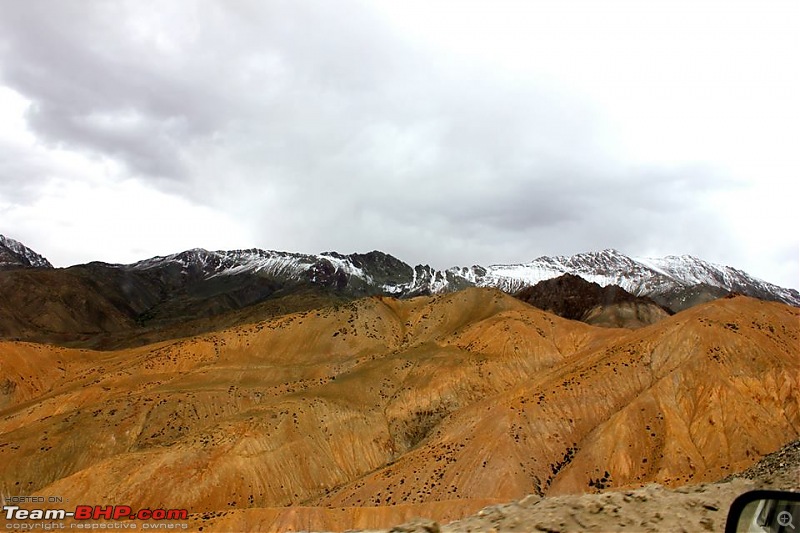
[726,490,800,533]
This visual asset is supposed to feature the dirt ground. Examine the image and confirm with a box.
[382,440,800,533]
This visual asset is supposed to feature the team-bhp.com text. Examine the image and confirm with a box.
[4,506,189,529]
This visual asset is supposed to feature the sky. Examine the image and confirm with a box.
[0,1,798,289]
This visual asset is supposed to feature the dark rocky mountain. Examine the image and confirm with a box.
[0,236,797,347]
[515,273,673,328]
[0,258,343,349]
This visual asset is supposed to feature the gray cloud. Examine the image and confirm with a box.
[0,1,795,288]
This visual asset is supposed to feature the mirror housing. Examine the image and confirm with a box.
[726,490,800,533]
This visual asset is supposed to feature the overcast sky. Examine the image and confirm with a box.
[0,1,798,289]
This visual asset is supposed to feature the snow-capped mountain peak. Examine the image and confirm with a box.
[125,245,798,309]
[0,234,53,270]
[6,233,793,311]
[632,254,798,306]
[433,250,798,309]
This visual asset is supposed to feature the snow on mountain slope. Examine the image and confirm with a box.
[454,249,675,295]
[634,254,800,307]
[127,248,435,295]
[639,254,766,289]
[2,232,792,308]
[131,248,324,280]
[0,234,53,269]
[446,249,800,307]
[124,246,800,307]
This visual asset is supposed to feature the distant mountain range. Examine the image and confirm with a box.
[2,234,798,310]
[1,234,798,348]
[121,246,800,309]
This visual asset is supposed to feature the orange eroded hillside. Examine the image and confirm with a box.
[1,289,797,532]
[312,295,799,510]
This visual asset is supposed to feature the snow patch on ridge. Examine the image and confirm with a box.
[0,234,53,269]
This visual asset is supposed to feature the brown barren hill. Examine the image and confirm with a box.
[0,289,797,532]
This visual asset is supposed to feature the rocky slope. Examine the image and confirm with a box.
[0,234,52,270]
